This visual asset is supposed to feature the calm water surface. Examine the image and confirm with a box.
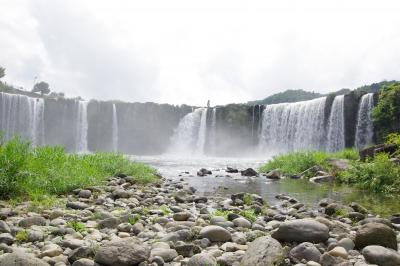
[131,155,400,216]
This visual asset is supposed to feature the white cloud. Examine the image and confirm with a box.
[1,0,400,105]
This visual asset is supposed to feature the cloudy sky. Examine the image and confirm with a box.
[1,0,400,105]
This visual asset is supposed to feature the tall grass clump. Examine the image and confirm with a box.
[0,136,158,200]
[259,149,359,176]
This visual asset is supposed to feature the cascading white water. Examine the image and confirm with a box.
[196,108,207,154]
[209,107,217,155]
[355,93,374,149]
[76,101,88,152]
[327,95,345,152]
[168,108,207,155]
[112,103,119,151]
[0,92,45,145]
[259,97,327,152]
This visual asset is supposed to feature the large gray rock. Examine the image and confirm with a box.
[72,258,95,266]
[0,252,50,266]
[355,223,397,250]
[187,253,217,266]
[200,225,232,242]
[0,233,13,245]
[94,237,150,266]
[289,242,321,263]
[0,221,10,233]
[66,202,89,210]
[18,216,47,227]
[150,248,178,262]
[272,218,329,243]
[241,236,284,266]
[362,245,400,266]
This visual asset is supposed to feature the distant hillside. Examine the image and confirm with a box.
[248,80,399,105]
[248,89,323,105]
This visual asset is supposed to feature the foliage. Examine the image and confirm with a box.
[159,205,171,216]
[239,209,257,222]
[66,220,86,233]
[212,210,231,220]
[259,149,359,176]
[128,214,140,225]
[16,230,28,243]
[0,67,5,79]
[356,80,398,94]
[32,81,50,94]
[338,153,400,194]
[243,193,253,205]
[249,89,323,105]
[0,136,158,200]
[372,82,400,142]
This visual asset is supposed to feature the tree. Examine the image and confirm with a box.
[0,67,5,79]
[372,82,400,142]
[32,81,50,94]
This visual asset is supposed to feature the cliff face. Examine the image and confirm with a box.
[0,90,379,155]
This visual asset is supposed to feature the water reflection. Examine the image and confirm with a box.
[131,155,400,217]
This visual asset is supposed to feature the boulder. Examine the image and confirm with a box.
[78,190,92,198]
[272,218,329,243]
[187,253,217,266]
[173,212,192,221]
[265,169,281,179]
[94,237,150,266]
[362,245,400,266]
[355,223,397,250]
[197,168,212,176]
[309,175,334,184]
[289,242,321,263]
[200,225,232,242]
[150,248,178,262]
[241,168,258,176]
[0,221,10,234]
[18,216,47,227]
[0,252,50,266]
[226,167,239,173]
[241,236,284,266]
[232,217,252,228]
[66,202,89,210]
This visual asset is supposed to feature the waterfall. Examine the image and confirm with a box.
[355,93,374,149]
[251,105,255,139]
[209,107,217,155]
[259,97,327,152]
[112,103,119,151]
[168,108,207,155]
[327,95,345,152]
[0,92,45,145]
[76,101,88,152]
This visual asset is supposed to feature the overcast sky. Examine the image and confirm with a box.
[1,0,400,106]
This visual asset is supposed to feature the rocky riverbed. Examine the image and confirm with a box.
[0,172,399,266]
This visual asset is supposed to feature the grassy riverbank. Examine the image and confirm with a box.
[259,134,400,195]
[0,137,158,200]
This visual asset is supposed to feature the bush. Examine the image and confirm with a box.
[0,136,158,200]
[338,153,400,193]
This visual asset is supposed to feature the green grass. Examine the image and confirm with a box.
[259,149,359,176]
[15,230,28,243]
[0,136,158,200]
[128,214,140,225]
[66,220,86,233]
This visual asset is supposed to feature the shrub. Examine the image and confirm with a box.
[16,230,28,243]
[338,153,400,193]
